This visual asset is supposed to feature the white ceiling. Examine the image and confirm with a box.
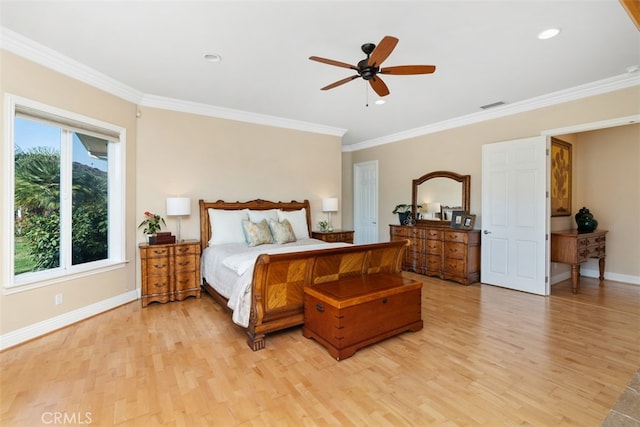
[1,1,639,147]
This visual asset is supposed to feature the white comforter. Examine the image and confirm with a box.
[201,238,350,327]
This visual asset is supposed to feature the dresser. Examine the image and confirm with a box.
[311,230,354,244]
[390,224,480,285]
[550,229,607,293]
[139,240,201,307]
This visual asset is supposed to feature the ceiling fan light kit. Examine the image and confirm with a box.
[309,35,436,97]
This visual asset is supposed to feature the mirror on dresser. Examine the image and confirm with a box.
[412,170,470,227]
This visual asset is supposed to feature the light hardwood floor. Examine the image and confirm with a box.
[1,274,638,426]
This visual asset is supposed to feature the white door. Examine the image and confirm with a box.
[353,161,378,244]
[481,136,549,295]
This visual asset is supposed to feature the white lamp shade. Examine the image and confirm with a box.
[166,197,191,216]
[322,198,338,212]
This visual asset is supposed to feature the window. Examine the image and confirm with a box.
[5,95,125,290]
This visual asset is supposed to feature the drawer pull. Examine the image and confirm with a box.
[152,249,166,255]
[178,261,190,267]
[382,298,388,304]
[177,247,189,253]
[154,282,166,288]
[153,264,166,268]
[315,303,325,312]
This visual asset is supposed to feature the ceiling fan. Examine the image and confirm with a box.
[309,35,436,97]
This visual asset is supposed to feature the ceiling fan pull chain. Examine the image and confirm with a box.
[365,81,369,107]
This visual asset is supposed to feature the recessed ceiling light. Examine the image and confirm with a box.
[203,53,222,63]
[375,99,385,105]
[538,28,561,40]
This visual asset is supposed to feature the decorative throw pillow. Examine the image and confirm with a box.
[277,208,309,239]
[268,219,297,244]
[208,208,249,245]
[242,219,273,247]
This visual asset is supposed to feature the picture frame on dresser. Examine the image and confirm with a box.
[460,214,476,230]
[450,211,465,229]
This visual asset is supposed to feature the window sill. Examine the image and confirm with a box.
[4,260,129,295]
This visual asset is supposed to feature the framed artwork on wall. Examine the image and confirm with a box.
[551,138,572,217]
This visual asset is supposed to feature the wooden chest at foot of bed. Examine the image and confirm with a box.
[302,273,423,360]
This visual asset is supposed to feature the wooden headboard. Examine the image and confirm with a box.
[198,199,312,252]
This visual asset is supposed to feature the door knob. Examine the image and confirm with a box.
[483,230,491,234]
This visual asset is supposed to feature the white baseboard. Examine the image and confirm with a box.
[551,269,640,286]
[0,290,138,351]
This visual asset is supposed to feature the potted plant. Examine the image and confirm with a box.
[138,211,166,243]
[392,204,422,225]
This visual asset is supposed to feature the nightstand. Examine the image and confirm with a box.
[312,230,354,244]
[139,239,201,307]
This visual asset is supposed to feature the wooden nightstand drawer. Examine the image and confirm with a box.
[146,276,171,294]
[445,231,468,243]
[175,254,197,272]
[146,259,170,276]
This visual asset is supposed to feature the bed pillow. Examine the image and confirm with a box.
[268,219,297,244]
[241,219,273,247]
[248,209,279,224]
[277,208,309,239]
[208,208,249,245]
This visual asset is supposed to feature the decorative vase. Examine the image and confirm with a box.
[575,207,598,233]
[398,211,411,225]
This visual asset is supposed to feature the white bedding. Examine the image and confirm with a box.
[201,238,350,327]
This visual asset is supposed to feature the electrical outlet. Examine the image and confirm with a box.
[55,293,63,305]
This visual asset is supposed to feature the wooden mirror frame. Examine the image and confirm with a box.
[412,171,471,227]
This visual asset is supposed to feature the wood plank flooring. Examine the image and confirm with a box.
[1,274,638,426]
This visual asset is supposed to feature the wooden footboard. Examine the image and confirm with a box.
[198,199,410,351]
[246,240,410,350]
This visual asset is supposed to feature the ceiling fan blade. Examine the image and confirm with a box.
[321,75,360,91]
[368,35,399,67]
[369,75,390,97]
[309,56,358,70]
[380,65,436,75]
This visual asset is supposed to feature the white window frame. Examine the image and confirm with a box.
[3,94,126,293]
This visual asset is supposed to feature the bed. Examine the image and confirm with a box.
[199,198,410,350]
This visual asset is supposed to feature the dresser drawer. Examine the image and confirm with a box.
[425,229,442,240]
[443,258,466,275]
[445,231,468,243]
[444,242,466,260]
[425,239,441,255]
[425,255,441,272]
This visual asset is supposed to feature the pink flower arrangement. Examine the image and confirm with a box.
[138,211,166,235]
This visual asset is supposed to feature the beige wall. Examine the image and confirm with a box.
[0,51,139,335]
[344,86,640,280]
[135,106,342,243]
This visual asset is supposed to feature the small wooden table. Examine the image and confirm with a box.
[550,229,607,293]
[303,273,422,360]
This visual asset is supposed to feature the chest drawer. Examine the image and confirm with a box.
[444,242,466,260]
[146,258,171,276]
[175,254,197,272]
[445,231,468,243]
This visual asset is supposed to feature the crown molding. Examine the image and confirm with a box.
[0,27,144,105]
[0,26,346,138]
[140,94,347,137]
[343,73,640,152]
